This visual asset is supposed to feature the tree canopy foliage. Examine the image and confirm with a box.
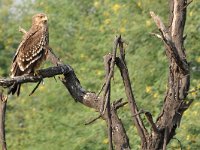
[0,0,199,149]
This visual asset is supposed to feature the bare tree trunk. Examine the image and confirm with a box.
[0,91,7,150]
[146,0,192,149]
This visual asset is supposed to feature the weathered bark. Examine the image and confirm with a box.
[147,0,191,149]
[111,100,130,150]
[116,56,148,149]
[0,92,7,150]
[103,54,114,150]
[61,64,131,150]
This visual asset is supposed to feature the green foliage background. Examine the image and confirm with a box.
[0,0,199,149]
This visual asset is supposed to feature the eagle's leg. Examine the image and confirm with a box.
[33,70,39,76]
[33,70,44,84]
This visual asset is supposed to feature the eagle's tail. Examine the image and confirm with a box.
[8,84,21,96]
[8,61,22,96]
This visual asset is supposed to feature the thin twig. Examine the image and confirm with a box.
[183,0,193,10]
[144,111,159,133]
[29,80,42,96]
[97,82,105,97]
[172,137,183,150]
[85,114,101,125]
[132,110,146,117]
[18,26,27,34]
[149,32,162,39]
[84,100,128,125]
[46,46,62,66]
[114,102,128,110]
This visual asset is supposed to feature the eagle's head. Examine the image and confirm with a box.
[32,13,48,28]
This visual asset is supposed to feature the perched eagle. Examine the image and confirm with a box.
[9,13,49,96]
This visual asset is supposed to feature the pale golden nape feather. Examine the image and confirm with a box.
[9,13,49,96]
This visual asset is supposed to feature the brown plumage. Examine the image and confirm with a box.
[9,13,49,96]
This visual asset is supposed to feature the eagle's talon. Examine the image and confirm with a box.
[34,70,39,76]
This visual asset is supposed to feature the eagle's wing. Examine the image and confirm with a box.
[12,29,38,64]
[11,28,47,76]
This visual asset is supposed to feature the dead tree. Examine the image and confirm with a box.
[0,0,193,149]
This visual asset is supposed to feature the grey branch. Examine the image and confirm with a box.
[150,11,189,74]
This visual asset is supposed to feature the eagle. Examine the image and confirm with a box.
[9,13,49,96]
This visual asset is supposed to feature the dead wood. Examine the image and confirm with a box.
[0,1,193,149]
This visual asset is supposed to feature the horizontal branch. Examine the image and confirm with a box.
[0,64,72,87]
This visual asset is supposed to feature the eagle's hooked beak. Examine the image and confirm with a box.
[43,16,48,22]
